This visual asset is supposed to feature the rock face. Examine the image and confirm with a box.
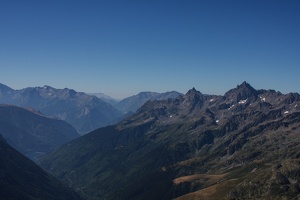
[0,135,84,200]
[0,104,80,160]
[39,82,300,200]
[0,83,123,134]
[114,91,182,113]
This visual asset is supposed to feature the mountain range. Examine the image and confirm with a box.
[0,134,84,200]
[0,83,123,134]
[0,104,79,160]
[39,82,300,199]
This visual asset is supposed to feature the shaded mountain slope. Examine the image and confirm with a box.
[0,135,84,200]
[0,83,123,134]
[0,104,79,160]
[39,82,300,199]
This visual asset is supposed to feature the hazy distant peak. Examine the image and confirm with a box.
[90,92,114,99]
[115,91,182,113]
[155,91,183,100]
[0,83,14,97]
[136,91,159,98]
[89,93,120,105]
[0,83,13,91]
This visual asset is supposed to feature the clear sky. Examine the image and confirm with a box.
[1,0,299,99]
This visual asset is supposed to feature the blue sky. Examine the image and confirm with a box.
[1,0,299,99]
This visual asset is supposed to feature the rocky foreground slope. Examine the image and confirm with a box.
[0,135,84,200]
[39,82,300,199]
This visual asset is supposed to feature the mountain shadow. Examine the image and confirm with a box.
[0,104,79,160]
[0,134,84,200]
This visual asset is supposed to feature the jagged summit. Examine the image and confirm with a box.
[240,81,250,86]
[185,87,203,96]
[237,81,256,92]
[186,87,197,93]
[224,81,258,104]
[184,87,205,109]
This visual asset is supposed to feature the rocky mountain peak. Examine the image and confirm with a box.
[185,87,202,96]
[182,87,205,113]
[185,87,204,100]
[224,81,258,103]
[237,81,256,91]
[240,81,250,86]
[188,87,197,92]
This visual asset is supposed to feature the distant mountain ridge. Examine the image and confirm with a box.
[0,104,80,160]
[0,83,123,134]
[88,93,119,105]
[114,91,182,113]
[39,82,300,199]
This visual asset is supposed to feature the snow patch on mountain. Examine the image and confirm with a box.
[238,99,247,104]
